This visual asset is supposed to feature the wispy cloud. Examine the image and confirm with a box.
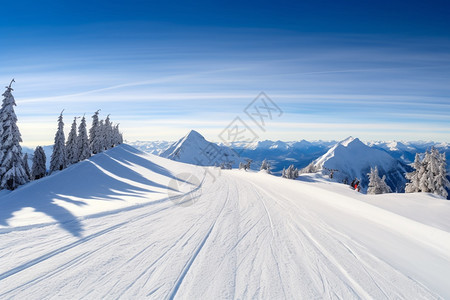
[2,29,449,145]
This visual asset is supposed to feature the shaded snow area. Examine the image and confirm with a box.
[1,145,450,299]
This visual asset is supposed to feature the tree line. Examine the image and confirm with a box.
[48,109,123,174]
[0,80,123,190]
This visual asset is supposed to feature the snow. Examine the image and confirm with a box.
[311,136,408,191]
[161,130,241,166]
[128,140,173,155]
[1,144,450,298]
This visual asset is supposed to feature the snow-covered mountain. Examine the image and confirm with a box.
[127,140,173,155]
[307,137,409,192]
[230,139,333,173]
[129,136,449,176]
[369,140,450,170]
[161,130,241,166]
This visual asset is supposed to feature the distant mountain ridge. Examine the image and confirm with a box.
[128,135,450,175]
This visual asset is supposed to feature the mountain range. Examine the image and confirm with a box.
[127,131,449,196]
[128,132,450,171]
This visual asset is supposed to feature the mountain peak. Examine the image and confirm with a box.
[339,136,357,147]
[310,136,406,192]
[184,130,204,141]
[161,129,240,166]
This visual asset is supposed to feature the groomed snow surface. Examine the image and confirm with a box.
[1,145,450,299]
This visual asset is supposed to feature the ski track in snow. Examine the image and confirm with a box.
[1,146,449,299]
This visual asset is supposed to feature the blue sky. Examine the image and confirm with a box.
[1,0,449,145]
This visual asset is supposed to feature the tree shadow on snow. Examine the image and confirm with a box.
[0,145,185,238]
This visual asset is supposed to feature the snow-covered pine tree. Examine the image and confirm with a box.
[77,115,90,161]
[291,165,299,179]
[31,146,46,180]
[418,150,431,192]
[104,114,113,149]
[435,153,449,198]
[23,153,31,180]
[50,111,67,173]
[405,153,421,193]
[89,110,101,154]
[367,166,391,194]
[0,80,29,190]
[98,119,106,151]
[244,159,252,170]
[110,123,123,146]
[380,175,391,193]
[405,148,449,198]
[260,159,271,173]
[239,162,245,170]
[428,148,440,191]
[66,117,79,165]
[282,164,298,179]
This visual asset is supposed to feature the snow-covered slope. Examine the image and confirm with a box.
[161,130,241,166]
[309,137,409,192]
[0,144,204,231]
[1,145,450,298]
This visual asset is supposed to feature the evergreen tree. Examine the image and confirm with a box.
[260,159,271,174]
[50,111,67,173]
[405,148,449,198]
[367,166,391,194]
[77,115,90,161]
[89,110,101,154]
[436,153,449,198]
[111,123,122,146]
[104,114,113,149]
[66,117,79,164]
[418,151,431,192]
[405,153,421,193]
[31,146,46,180]
[282,164,299,179]
[116,124,123,145]
[23,153,31,180]
[98,119,106,151]
[0,80,29,190]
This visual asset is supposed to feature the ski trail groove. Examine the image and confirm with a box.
[165,187,230,300]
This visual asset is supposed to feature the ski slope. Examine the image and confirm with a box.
[1,145,450,299]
